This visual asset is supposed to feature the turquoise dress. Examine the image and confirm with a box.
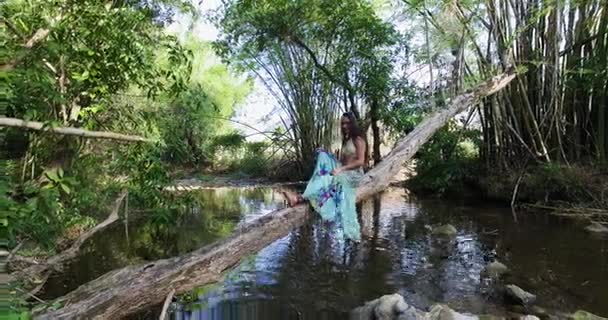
[302,140,363,241]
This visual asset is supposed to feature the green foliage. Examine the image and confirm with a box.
[2,311,32,320]
[3,0,191,125]
[380,89,425,135]
[113,143,170,205]
[214,0,398,174]
[521,165,594,202]
[416,122,481,171]
[398,119,482,195]
[240,142,269,176]
[7,170,72,249]
[1,0,202,252]
[154,39,252,165]
[2,284,32,320]
[478,164,605,206]
[212,133,246,151]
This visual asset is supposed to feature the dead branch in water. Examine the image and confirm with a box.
[33,70,517,320]
[10,191,128,292]
[524,203,608,216]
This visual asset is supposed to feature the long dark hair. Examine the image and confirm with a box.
[341,111,363,142]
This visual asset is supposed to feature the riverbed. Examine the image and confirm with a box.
[41,186,608,319]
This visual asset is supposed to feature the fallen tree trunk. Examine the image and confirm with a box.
[0,117,153,143]
[33,70,516,319]
[11,192,128,292]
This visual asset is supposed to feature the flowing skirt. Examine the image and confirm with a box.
[302,149,363,241]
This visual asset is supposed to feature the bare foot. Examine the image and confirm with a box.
[280,189,303,207]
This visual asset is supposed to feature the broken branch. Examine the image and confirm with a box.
[0,117,153,143]
[11,191,128,289]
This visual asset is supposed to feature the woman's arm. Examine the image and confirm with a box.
[332,137,365,174]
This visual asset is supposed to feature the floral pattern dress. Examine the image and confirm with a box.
[302,149,363,241]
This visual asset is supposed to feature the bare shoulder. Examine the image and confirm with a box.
[354,136,366,147]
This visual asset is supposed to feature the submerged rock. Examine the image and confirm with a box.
[350,301,375,320]
[505,284,536,305]
[350,293,418,320]
[584,222,608,234]
[425,304,478,320]
[478,315,505,320]
[432,224,458,237]
[571,310,608,320]
[481,261,509,278]
[351,294,556,320]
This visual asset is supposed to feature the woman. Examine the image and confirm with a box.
[282,112,366,241]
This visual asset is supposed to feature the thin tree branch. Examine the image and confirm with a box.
[0,117,152,142]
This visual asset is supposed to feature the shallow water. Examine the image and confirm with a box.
[42,187,608,319]
[41,187,283,299]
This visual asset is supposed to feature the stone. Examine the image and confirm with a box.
[425,304,478,320]
[505,284,536,305]
[519,316,540,320]
[571,310,608,320]
[375,294,406,320]
[351,302,376,320]
[432,225,458,237]
[350,294,418,320]
[481,261,509,278]
[396,301,418,320]
[376,294,418,320]
[584,222,608,234]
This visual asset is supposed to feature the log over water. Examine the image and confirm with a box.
[33,70,516,319]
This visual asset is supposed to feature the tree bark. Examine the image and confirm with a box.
[0,117,153,143]
[32,71,516,320]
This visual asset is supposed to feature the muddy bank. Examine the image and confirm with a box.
[167,176,305,191]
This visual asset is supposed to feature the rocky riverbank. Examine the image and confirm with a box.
[351,293,606,320]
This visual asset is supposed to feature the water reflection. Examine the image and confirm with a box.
[39,186,608,318]
[41,187,283,300]
[171,188,608,320]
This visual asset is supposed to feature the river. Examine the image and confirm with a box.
[40,186,608,319]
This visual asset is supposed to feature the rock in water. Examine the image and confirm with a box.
[432,224,458,237]
[375,294,405,320]
[505,284,536,305]
[571,310,608,320]
[481,261,509,278]
[351,301,375,320]
[350,294,418,320]
[584,222,608,234]
[426,304,478,320]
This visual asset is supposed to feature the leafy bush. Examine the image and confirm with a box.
[383,113,481,196]
[240,142,269,176]
[5,168,83,249]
